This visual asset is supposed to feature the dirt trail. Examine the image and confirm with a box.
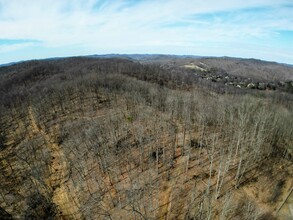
[277,187,293,219]
[158,184,172,219]
[28,106,81,219]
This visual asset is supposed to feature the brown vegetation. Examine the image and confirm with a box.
[0,56,292,219]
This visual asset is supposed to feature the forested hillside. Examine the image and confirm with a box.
[0,56,292,219]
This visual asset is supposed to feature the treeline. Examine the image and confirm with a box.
[1,57,292,110]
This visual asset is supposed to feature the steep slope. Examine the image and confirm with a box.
[0,57,292,219]
[28,106,81,219]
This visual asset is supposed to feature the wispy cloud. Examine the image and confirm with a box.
[0,39,40,45]
[0,0,292,64]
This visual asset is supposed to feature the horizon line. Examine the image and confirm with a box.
[1,53,293,67]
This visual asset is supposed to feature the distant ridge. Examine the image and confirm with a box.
[1,54,292,70]
[0,61,21,67]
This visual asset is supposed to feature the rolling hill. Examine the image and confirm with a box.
[0,55,292,220]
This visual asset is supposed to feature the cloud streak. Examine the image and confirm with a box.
[0,0,293,64]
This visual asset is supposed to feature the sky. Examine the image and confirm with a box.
[0,0,293,65]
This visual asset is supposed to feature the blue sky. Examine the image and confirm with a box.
[0,0,293,64]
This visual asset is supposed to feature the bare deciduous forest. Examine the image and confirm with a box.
[0,56,292,219]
